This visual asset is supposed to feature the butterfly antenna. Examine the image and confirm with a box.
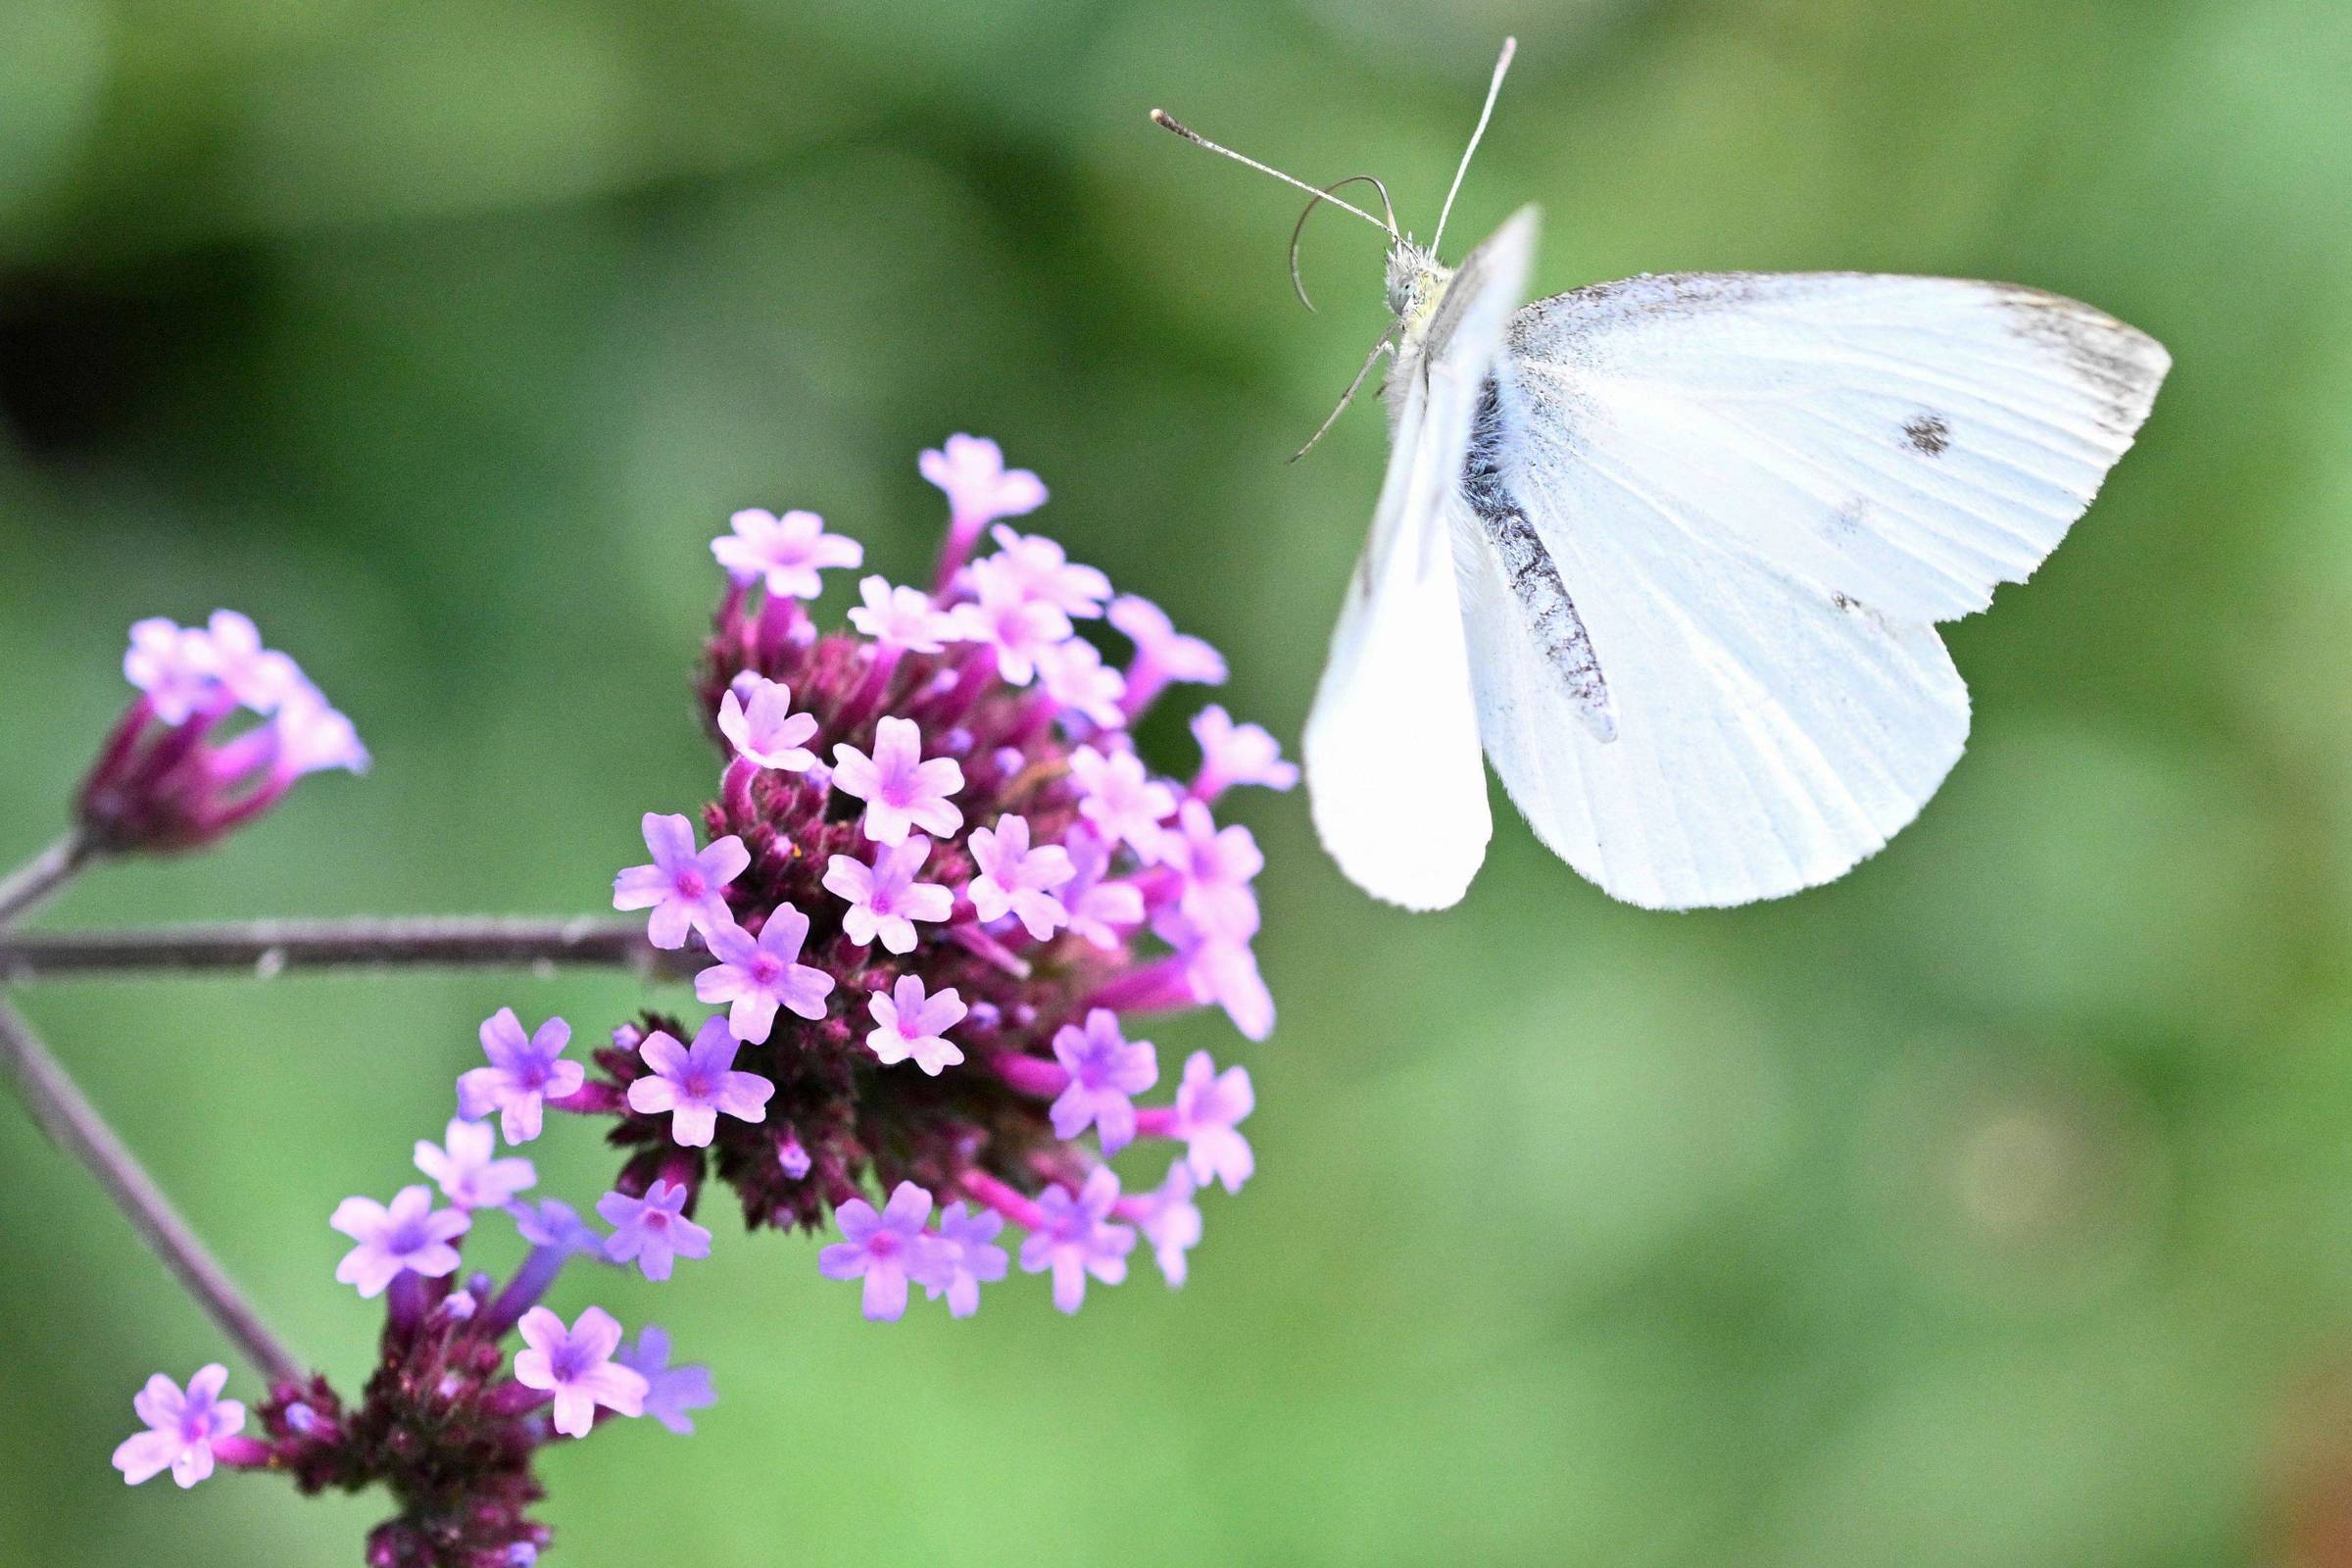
[1151,110,1398,238]
[1289,332,1395,463]
[1289,175,1397,312]
[1431,36,1517,254]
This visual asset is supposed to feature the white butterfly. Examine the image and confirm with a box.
[1154,39,2170,911]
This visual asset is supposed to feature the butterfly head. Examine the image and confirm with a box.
[1384,240,1452,338]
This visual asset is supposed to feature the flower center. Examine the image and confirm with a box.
[749,955,783,984]
[674,869,707,899]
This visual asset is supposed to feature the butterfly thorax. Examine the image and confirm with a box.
[1384,241,1452,343]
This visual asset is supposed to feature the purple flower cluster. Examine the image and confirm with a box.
[79,611,366,854]
[578,434,1276,1317]
[114,1004,711,1564]
[99,432,1276,1562]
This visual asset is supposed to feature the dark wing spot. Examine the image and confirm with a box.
[1902,413,1950,457]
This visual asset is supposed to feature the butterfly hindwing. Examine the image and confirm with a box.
[1455,270,2167,908]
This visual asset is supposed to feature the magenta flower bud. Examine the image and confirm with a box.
[78,613,364,856]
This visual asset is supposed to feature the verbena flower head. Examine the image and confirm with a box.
[238,1160,686,1558]
[93,430,1286,1561]
[80,611,364,854]
[572,434,1282,1319]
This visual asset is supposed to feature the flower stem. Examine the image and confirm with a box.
[0,916,698,984]
[0,832,92,927]
[0,998,302,1385]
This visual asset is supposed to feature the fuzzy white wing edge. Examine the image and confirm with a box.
[1304,209,1539,910]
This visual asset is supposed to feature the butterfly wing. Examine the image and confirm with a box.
[1460,271,2168,908]
[1303,208,1538,910]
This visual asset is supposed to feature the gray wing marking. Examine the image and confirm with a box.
[1475,504,1616,743]
[1463,375,1616,743]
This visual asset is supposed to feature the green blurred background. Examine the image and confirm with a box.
[3,0,2348,1562]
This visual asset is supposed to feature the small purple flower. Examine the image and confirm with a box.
[1110,594,1226,717]
[1174,923,1276,1044]
[415,1117,537,1210]
[200,610,302,714]
[1035,637,1128,729]
[626,1016,775,1147]
[1191,705,1298,797]
[457,1008,582,1145]
[330,1184,470,1298]
[270,683,369,777]
[122,617,220,723]
[1165,799,1264,942]
[950,554,1073,686]
[823,837,953,955]
[695,905,835,1045]
[1060,828,1145,951]
[915,1201,1007,1317]
[596,1180,713,1282]
[1049,1008,1158,1153]
[617,1326,716,1435]
[512,1305,649,1438]
[967,812,1075,940]
[1174,1050,1254,1194]
[1018,1168,1135,1313]
[612,812,750,950]
[984,524,1111,618]
[711,507,863,600]
[818,1181,934,1321]
[920,434,1047,538]
[507,1197,609,1260]
[716,673,819,771]
[1131,1164,1203,1288]
[830,716,965,845]
[112,1365,245,1488]
[864,975,968,1075]
[848,575,956,652]
[1070,744,1176,861]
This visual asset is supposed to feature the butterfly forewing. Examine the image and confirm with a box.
[1300,209,1538,910]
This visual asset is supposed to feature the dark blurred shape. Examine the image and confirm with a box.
[0,252,262,459]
